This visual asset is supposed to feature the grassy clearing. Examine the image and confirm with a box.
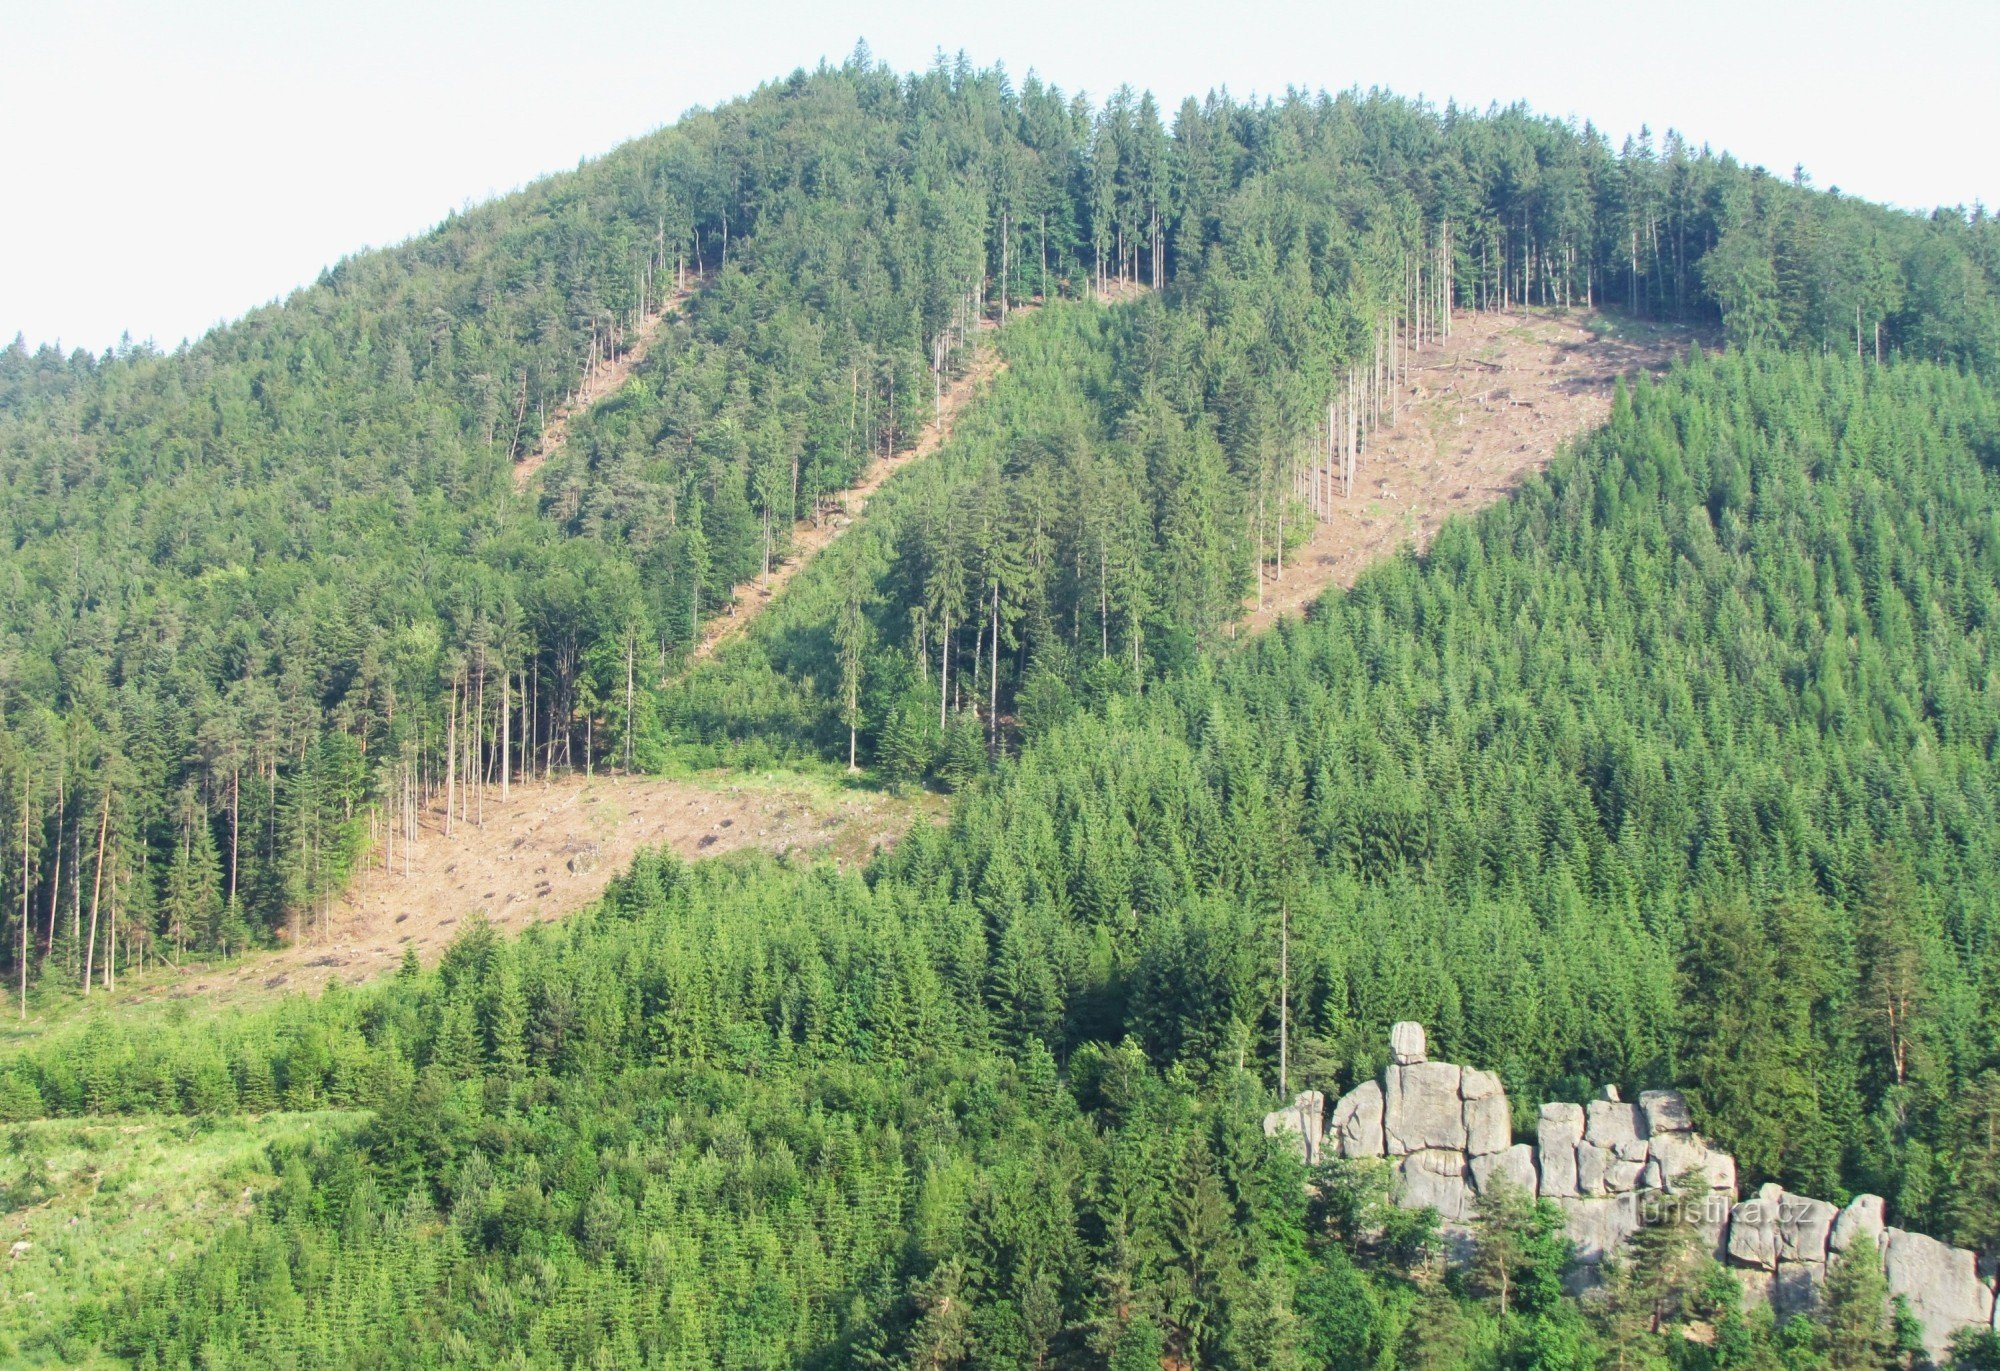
[0,1110,364,1367]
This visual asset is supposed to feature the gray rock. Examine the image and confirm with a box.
[1605,1158,1646,1193]
[1615,1137,1650,1164]
[1385,1062,1464,1155]
[1261,1090,1326,1163]
[1461,1066,1504,1100]
[1638,1089,1694,1136]
[1585,1099,1641,1147]
[1649,1133,1713,1195]
[1537,1104,1584,1198]
[1559,1194,1643,1265]
[1390,1021,1428,1066]
[1462,1069,1511,1156]
[1828,1195,1884,1255]
[1538,1101,1585,1149]
[1331,1080,1385,1159]
[1776,1193,1836,1265]
[1598,1084,1622,1102]
[1882,1228,1995,1359]
[1470,1143,1539,1199]
[1735,1267,1774,1310]
[1705,1149,1739,1202]
[1396,1147,1473,1222]
[1772,1260,1825,1317]
[1726,1184,1784,1271]
[1576,1141,1610,1196]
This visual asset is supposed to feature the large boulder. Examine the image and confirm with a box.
[1331,1080,1385,1159]
[1577,1141,1615,1196]
[1261,1090,1326,1163]
[1646,1132,1736,1200]
[1390,1021,1428,1065]
[1470,1143,1538,1198]
[1726,1184,1784,1271]
[1828,1195,1884,1255]
[1776,1194,1836,1264]
[1538,1103,1584,1199]
[1385,1062,1465,1155]
[1396,1147,1473,1222]
[1605,1157,1646,1193]
[1882,1228,1995,1359]
[1585,1099,1641,1148]
[1461,1068,1511,1156]
[1638,1089,1694,1136]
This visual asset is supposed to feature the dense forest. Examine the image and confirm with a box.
[9,349,2000,1366]
[5,45,2000,1370]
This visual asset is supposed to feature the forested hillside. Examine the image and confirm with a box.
[6,46,2000,1371]
[9,348,2000,1367]
[5,51,1997,974]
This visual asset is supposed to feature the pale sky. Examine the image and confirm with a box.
[3,0,1994,355]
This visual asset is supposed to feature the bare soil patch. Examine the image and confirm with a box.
[137,773,934,1007]
[1240,309,1698,635]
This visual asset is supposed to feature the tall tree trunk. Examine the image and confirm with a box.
[43,776,62,962]
[104,856,115,991]
[500,666,511,803]
[940,612,951,729]
[18,775,29,1019]
[1279,901,1289,1098]
[444,676,458,839]
[81,790,109,995]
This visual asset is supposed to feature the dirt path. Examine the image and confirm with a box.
[512,277,700,493]
[689,334,1010,663]
[1239,309,1696,635]
[128,773,936,1007]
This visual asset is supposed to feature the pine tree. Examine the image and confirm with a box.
[1817,1234,1894,1370]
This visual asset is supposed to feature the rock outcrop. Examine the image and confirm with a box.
[1303,1023,1993,1358]
[1262,1088,1326,1164]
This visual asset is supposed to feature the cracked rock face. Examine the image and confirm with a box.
[1639,1089,1694,1135]
[1396,1148,1472,1222]
[1829,1195,1884,1254]
[1462,1068,1511,1157]
[1537,1104,1583,1198]
[1385,1062,1464,1154]
[1470,1143,1538,1197]
[1585,1099,1641,1148]
[1777,1194,1837,1263]
[1317,1025,1998,1351]
[1727,1183,1784,1271]
[1331,1080,1385,1159]
[1260,1090,1326,1164]
[1883,1228,1996,1358]
[1390,1020,1428,1065]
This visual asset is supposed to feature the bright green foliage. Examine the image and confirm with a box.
[3,49,2000,1371]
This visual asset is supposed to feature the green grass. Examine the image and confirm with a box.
[0,1110,364,1367]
